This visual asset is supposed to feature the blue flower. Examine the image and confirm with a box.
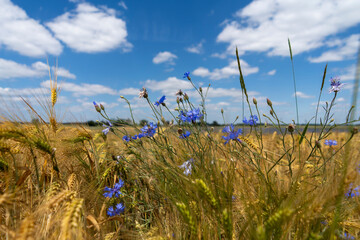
[343,232,355,240]
[179,131,191,139]
[155,95,166,106]
[103,179,124,198]
[132,135,138,140]
[93,101,101,112]
[179,158,194,176]
[346,184,360,198]
[183,71,190,80]
[324,139,337,146]
[243,115,258,126]
[102,120,113,135]
[140,122,157,137]
[122,135,131,142]
[107,203,125,217]
[179,108,203,123]
[222,124,242,145]
[329,76,345,93]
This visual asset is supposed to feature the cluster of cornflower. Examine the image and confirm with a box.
[103,179,125,216]
[122,122,158,142]
[346,184,360,198]
[222,124,242,145]
[324,139,337,146]
[178,108,203,123]
[243,115,258,126]
[179,158,194,176]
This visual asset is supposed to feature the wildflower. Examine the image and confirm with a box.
[343,232,355,240]
[139,87,148,98]
[103,179,124,198]
[93,101,101,113]
[107,203,125,217]
[329,76,345,93]
[287,123,295,133]
[179,130,191,139]
[243,115,258,126]
[122,135,131,142]
[132,135,138,140]
[140,122,157,137]
[179,108,203,123]
[324,140,337,146]
[179,158,194,176]
[222,124,242,145]
[346,184,360,198]
[176,89,184,96]
[183,71,191,80]
[155,95,166,106]
[102,120,113,135]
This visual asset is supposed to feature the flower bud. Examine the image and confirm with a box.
[93,101,101,113]
[199,87,203,93]
[253,97,257,105]
[178,128,183,134]
[100,104,105,111]
[267,98,272,107]
[351,127,358,135]
[315,140,321,149]
[270,109,274,116]
[176,97,180,104]
[184,93,189,101]
[221,108,224,114]
[287,124,295,133]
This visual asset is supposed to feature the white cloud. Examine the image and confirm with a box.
[205,87,259,99]
[217,0,360,57]
[185,41,204,54]
[192,59,258,80]
[211,52,227,59]
[0,0,62,57]
[41,80,117,96]
[267,69,276,75]
[309,34,360,62]
[0,58,76,80]
[339,64,356,81]
[293,91,314,99]
[0,87,48,96]
[118,1,128,10]
[144,77,193,95]
[46,3,132,53]
[119,87,140,96]
[152,51,177,65]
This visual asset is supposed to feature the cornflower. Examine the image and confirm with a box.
[179,158,194,176]
[324,139,337,146]
[183,71,191,80]
[243,115,258,126]
[93,101,101,113]
[179,130,191,139]
[155,95,166,106]
[179,108,203,123]
[102,120,112,135]
[139,87,148,98]
[346,184,360,198]
[107,203,125,217]
[103,179,124,198]
[140,122,157,137]
[329,76,345,93]
[122,135,131,142]
[222,124,242,145]
[176,89,184,96]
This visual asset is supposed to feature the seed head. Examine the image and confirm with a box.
[139,87,148,98]
[287,124,295,133]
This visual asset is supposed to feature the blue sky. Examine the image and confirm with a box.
[0,0,359,124]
